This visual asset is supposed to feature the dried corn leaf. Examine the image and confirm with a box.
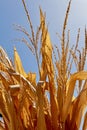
[0,71,12,90]
[14,47,27,77]
[0,83,19,130]
[83,112,87,130]
[8,71,36,100]
[69,100,86,129]
[73,81,87,129]
[37,81,47,130]
[57,85,63,114]
[61,71,87,122]
[27,72,36,86]
[0,46,13,69]
[0,122,5,130]
[40,8,53,80]
[21,107,29,128]
[40,10,58,129]
[0,62,8,72]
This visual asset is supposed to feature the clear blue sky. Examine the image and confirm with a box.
[0,0,87,73]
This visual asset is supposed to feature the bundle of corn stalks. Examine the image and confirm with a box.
[0,0,87,130]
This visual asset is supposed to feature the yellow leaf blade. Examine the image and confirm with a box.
[14,47,27,77]
[37,81,47,130]
[61,71,87,122]
[40,8,53,80]
[27,72,36,86]
[83,112,87,130]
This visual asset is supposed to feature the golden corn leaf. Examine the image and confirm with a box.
[0,82,19,130]
[66,81,87,129]
[9,71,36,100]
[0,62,7,72]
[0,71,13,90]
[14,47,27,77]
[40,9,59,129]
[72,96,75,101]
[27,72,36,87]
[40,8,53,80]
[70,101,86,129]
[21,98,31,129]
[0,123,5,130]
[72,81,87,129]
[0,46,13,69]
[83,112,87,130]
[61,71,87,122]
[37,81,47,130]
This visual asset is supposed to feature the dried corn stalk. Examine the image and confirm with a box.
[0,0,87,130]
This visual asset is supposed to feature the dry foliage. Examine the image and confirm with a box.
[0,0,87,130]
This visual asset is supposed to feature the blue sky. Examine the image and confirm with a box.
[0,0,87,73]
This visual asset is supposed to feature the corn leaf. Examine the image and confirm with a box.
[61,71,87,122]
[83,112,87,130]
[8,71,36,100]
[0,46,13,69]
[27,72,36,86]
[40,8,59,129]
[37,81,47,130]
[14,47,27,77]
[40,8,53,80]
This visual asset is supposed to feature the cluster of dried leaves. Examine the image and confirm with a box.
[0,0,87,129]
